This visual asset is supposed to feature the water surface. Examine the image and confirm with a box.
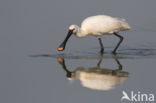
[0,0,156,103]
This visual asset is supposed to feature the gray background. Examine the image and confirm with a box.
[0,0,156,103]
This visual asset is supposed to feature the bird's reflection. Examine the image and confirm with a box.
[57,55,129,91]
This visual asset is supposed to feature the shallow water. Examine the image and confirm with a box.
[31,47,156,59]
[0,0,156,103]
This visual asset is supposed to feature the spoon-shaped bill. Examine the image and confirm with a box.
[58,30,73,51]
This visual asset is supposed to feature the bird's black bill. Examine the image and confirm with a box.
[58,30,73,51]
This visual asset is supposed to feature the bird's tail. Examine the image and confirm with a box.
[116,18,131,30]
[121,21,131,30]
[119,18,131,30]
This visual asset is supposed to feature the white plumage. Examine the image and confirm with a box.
[75,15,131,37]
[57,57,129,91]
[58,15,131,54]
[77,71,128,91]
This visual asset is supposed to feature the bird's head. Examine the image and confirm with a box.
[57,24,79,51]
[69,25,79,35]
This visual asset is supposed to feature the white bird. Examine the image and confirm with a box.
[58,15,131,54]
[57,57,129,91]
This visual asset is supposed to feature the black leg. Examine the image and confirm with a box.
[98,38,104,53]
[115,58,122,70]
[97,53,103,68]
[112,33,123,54]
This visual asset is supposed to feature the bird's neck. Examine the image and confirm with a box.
[76,27,87,38]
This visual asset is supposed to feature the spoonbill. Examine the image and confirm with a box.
[57,56,129,91]
[58,15,131,54]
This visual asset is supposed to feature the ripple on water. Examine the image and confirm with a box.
[30,47,156,60]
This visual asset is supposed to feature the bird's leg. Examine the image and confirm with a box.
[98,38,104,53]
[112,57,123,75]
[112,33,123,54]
[115,58,122,70]
[97,53,103,68]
